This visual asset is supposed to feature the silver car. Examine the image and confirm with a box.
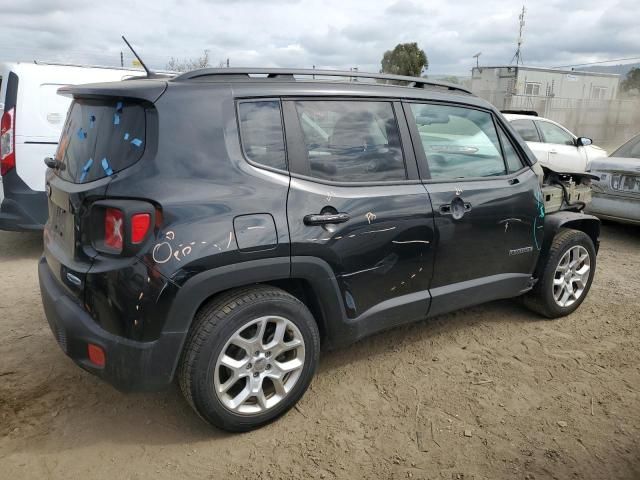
[587,134,640,225]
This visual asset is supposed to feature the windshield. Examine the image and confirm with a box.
[54,98,146,183]
[611,135,640,159]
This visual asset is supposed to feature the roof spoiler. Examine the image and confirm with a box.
[57,80,167,103]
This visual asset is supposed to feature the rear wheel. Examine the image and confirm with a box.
[178,285,320,432]
[523,228,596,318]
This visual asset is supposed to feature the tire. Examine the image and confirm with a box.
[523,228,596,318]
[178,285,320,432]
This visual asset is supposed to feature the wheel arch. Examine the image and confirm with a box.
[536,212,600,278]
[163,256,348,381]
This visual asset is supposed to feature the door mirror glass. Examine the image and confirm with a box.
[577,137,593,147]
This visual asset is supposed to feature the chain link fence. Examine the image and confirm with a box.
[502,95,640,152]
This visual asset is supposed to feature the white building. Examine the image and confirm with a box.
[470,65,620,109]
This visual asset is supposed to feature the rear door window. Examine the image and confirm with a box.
[238,100,287,171]
[293,100,406,182]
[510,119,541,142]
[55,99,146,183]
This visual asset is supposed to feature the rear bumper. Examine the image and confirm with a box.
[38,256,185,392]
[0,171,47,231]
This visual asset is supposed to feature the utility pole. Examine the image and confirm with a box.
[226,58,230,68]
[510,5,526,65]
[473,52,482,69]
[120,51,124,67]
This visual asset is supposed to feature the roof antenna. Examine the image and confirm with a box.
[121,35,154,77]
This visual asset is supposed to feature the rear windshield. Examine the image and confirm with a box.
[55,99,146,183]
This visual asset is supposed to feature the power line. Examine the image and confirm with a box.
[553,56,640,69]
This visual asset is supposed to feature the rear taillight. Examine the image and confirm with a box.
[104,208,124,252]
[131,213,151,244]
[0,107,15,176]
[91,201,155,255]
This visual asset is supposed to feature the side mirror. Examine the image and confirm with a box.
[577,137,593,147]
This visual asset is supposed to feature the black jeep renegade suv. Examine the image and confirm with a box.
[39,68,599,432]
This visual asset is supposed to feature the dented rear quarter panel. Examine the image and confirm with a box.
[85,83,291,340]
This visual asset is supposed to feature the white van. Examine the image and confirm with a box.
[0,62,145,231]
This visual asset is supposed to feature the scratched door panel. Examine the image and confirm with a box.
[425,167,542,288]
[287,178,435,319]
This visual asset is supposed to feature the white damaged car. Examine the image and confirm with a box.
[504,112,606,173]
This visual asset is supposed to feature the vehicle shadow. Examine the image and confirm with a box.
[0,230,42,261]
[600,219,640,239]
[10,222,629,452]
[10,297,539,455]
[317,297,537,375]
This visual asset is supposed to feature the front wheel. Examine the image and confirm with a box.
[523,228,596,318]
[178,285,320,432]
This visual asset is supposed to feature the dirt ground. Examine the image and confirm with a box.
[1,222,639,480]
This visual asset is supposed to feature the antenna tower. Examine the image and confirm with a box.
[511,6,526,65]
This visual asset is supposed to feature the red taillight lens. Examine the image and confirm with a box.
[87,343,106,367]
[131,213,151,244]
[104,208,124,252]
[0,107,15,176]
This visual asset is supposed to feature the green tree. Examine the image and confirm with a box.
[440,75,460,85]
[380,42,428,77]
[621,67,640,93]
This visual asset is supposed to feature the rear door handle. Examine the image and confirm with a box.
[549,150,558,154]
[508,177,520,185]
[303,213,350,226]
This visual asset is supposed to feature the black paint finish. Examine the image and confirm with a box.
[37,73,599,392]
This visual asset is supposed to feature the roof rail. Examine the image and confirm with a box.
[172,67,472,95]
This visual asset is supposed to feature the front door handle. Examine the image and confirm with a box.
[303,212,350,226]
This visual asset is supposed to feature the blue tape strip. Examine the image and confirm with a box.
[101,158,113,176]
[89,115,96,128]
[131,138,143,147]
[77,128,87,140]
[116,101,123,112]
[124,132,130,140]
[79,158,94,182]
[113,113,120,125]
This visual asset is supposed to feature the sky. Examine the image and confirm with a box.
[0,0,638,76]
